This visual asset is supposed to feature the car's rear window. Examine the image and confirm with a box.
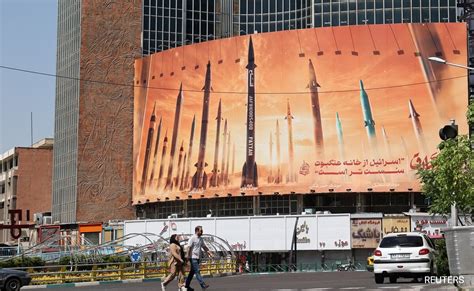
[379,236,423,248]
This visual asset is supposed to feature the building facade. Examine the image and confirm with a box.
[54,0,459,223]
[0,139,54,243]
[144,0,458,54]
[53,1,142,223]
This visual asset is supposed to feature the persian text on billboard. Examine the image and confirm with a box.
[133,23,467,201]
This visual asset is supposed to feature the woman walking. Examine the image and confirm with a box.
[162,234,186,291]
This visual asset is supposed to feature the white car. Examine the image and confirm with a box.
[373,232,437,284]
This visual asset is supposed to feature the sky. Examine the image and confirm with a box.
[0,0,57,153]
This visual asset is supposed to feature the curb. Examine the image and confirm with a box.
[22,273,238,289]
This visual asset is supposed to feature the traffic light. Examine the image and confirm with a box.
[439,123,458,141]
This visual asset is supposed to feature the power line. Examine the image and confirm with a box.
[0,64,467,95]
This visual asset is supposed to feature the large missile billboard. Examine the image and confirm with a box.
[134,23,467,202]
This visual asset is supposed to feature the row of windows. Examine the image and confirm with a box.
[0,156,18,173]
[314,7,456,26]
[240,0,312,13]
[142,193,427,219]
[315,0,456,10]
[143,0,458,55]
[53,0,81,224]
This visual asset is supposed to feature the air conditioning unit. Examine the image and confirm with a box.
[43,216,53,225]
[304,208,315,214]
[33,213,43,225]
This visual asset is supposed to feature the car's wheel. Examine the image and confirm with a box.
[375,274,384,284]
[5,277,21,291]
[389,275,397,283]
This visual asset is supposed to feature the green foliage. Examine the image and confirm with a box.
[417,135,474,215]
[434,239,450,276]
[467,103,474,127]
[0,256,45,268]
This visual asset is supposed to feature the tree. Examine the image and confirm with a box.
[417,104,474,217]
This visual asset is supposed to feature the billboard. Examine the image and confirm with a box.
[409,213,449,239]
[382,217,410,236]
[317,214,351,250]
[351,219,382,249]
[134,23,467,202]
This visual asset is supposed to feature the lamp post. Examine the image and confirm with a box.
[428,56,474,71]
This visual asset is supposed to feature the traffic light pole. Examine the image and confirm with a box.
[458,0,474,138]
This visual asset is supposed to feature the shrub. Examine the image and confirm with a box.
[435,239,450,276]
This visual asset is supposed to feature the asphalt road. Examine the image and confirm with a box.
[22,271,458,291]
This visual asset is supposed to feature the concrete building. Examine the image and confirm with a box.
[0,138,53,243]
[53,0,459,223]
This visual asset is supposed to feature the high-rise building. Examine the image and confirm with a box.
[53,1,142,223]
[53,0,460,223]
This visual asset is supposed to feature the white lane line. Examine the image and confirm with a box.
[378,287,401,289]
[340,288,365,290]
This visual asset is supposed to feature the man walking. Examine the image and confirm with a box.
[185,226,213,290]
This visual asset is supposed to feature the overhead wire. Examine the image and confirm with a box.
[0,64,468,95]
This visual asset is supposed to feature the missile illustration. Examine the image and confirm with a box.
[183,115,196,189]
[210,100,223,187]
[192,61,212,190]
[175,141,185,188]
[224,131,231,185]
[336,112,345,161]
[382,126,393,158]
[220,119,228,185]
[408,24,441,118]
[268,132,274,183]
[359,80,377,146]
[157,130,168,190]
[408,99,428,154]
[308,59,324,157]
[231,143,235,175]
[179,153,187,190]
[285,99,296,183]
[241,37,259,188]
[165,84,184,190]
[275,120,282,184]
[140,102,157,194]
[149,116,162,187]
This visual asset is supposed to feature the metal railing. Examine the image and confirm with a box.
[242,261,365,273]
[12,259,237,285]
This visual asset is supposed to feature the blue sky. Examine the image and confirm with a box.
[0,0,57,153]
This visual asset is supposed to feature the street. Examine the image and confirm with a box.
[22,272,457,291]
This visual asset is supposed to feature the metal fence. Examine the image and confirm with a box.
[12,259,237,285]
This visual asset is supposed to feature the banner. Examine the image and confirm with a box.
[410,214,449,239]
[133,23,467,202]
[382,217,410,236]
[351,219,382,249]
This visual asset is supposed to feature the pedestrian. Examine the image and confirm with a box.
[185,226,213,291]
[161,234,186,291]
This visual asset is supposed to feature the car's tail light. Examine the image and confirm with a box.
[374,250,382,256]
[419,248,430,255]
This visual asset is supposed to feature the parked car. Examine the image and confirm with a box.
[0,268,31,291]
[373,232,437,284]
[366,255,374,272]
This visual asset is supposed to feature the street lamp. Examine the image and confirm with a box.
[428,56,474,71]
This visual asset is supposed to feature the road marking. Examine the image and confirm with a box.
[340,288,364,290]
[378,287,401,289]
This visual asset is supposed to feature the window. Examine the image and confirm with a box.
[380,235,424,248]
